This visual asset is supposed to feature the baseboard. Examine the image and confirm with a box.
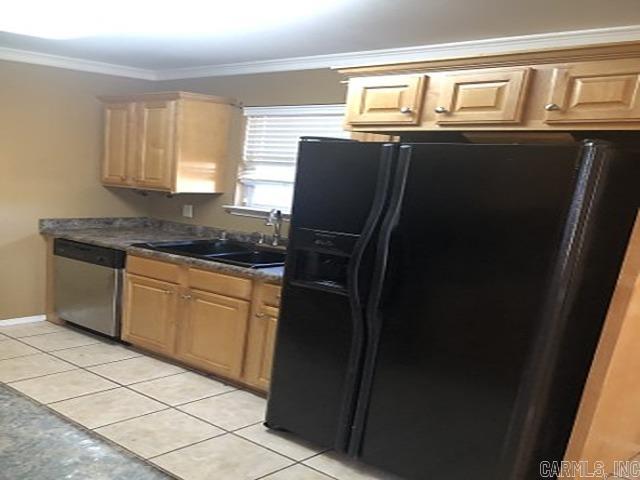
[0,314,46,326]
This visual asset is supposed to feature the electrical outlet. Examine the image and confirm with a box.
[182,204,194,218]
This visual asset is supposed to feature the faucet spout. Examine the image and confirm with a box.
[266,209,283,246]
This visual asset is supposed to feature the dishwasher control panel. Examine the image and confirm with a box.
[54,239,125,269]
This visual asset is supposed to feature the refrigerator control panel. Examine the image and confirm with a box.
[294,228,359,256]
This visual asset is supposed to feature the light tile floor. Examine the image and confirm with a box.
[0,321,401,480]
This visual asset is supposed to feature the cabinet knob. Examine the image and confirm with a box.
[181,294,192,300]
[544,103,561,111]
[399,106,412,114]
[434,106,448,114]
[256,312,266,318]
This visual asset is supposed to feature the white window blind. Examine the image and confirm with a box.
[236,104,348,213]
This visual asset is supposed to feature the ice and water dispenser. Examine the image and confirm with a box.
[288,228,359,294]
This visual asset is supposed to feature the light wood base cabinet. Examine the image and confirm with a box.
[122,255,280,392]
[176,289,250,380]
[243,282,281,391]
[122,274,179,356]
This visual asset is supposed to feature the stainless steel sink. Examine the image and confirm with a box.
[133,240,286,269]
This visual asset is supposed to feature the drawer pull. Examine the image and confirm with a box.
[256,312,266,318]
[544,103,561,111]
[400,106,412,114]
[434,106,448,114]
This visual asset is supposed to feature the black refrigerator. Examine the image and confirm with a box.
[265,138,640,480]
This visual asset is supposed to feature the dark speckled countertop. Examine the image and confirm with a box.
[40,217,284,282]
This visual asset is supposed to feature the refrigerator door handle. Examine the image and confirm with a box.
[334,143,398,452]
[365,146,412,325]
[348,145,413,455]
[347,144,397,315]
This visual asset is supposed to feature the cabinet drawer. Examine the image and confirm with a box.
[262,284,282,307]
[127,256,180,284]
[345,75,426,125]
[434,67,531,124]
[188,268,252,300]
[544,59,640,123]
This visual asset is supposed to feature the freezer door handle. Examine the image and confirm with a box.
[347,144,397,315]
[365,146,411,323]
[332,144,397,452]
[347,145,412,456]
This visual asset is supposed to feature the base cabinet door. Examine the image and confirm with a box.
[122,274,178,355]
[244,305,279,391]
[176,289,249,380]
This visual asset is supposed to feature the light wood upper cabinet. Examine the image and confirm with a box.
[99,92,239,194]
[345,75,426,125]
[122,273,178,356]
[434,68,531,124]
[545,59,640,124]
[102,102,135,185]
[176,289,250,379]
[135,100,176,190]
[339,41,640,131]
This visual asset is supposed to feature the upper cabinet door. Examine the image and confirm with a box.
[136,100,176,190]
[345,75,426,125]
[102,102,135,185]
[544,59,640,124]
[434,67,531,125]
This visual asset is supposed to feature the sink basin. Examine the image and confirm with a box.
[133,240,286,269]
[138,239,248,257]
[209,250,287,268]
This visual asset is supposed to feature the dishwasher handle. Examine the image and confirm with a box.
[54,238,125,269]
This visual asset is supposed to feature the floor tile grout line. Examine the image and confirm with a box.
[5,373,336,480]
[0,364,79,384]
[145,431,228,460]
[0,329,68,340]
[168,387,239,408]
[299,462,342,480]
[0,382,181,480]
[39,385,123,405]
[228,429,321,464]
[49,353,146,369]
[88,406,174,430]
[2,326,344,480]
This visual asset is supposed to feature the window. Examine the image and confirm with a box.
[231,104,348,215]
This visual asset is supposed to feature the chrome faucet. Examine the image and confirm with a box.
[266,209,283,246]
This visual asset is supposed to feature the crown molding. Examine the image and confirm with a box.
[1,25,640,81]
[0,46,157,80]
[154,24,640,80]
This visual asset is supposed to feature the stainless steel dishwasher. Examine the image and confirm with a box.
[54,238,125,337]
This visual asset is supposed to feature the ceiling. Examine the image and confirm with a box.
[2,0,640,78]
